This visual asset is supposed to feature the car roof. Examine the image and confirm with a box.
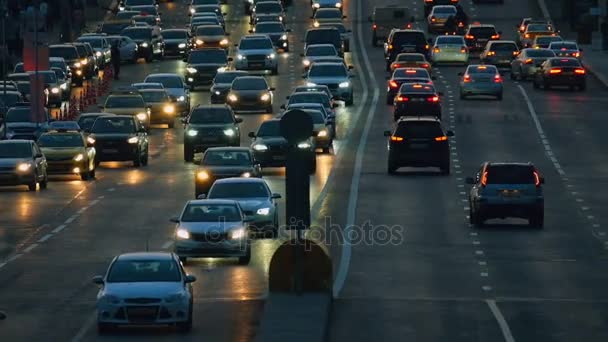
[242,34,272,40]
[307,43,336,49]
[213,177,266,184]
[193,104,232,109]
[146,73,181,78]
[234,75,266,81]
[488,40,517,44]
[188,199,240,205]
[487,162,534,167]
[396,116,441,123]
[79,112,109,117]
[117,252,175,261]
[99,114,135,119]
[291,91,327,97]
[0,139,32,145]
[163,28,188,32]
[468,23,496,28]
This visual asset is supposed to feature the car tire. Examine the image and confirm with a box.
[238,247,251,265]
[81,172,89,181]
[372,33,377,47]
[168,120,175,128]
[141,153,148,166]
[28,176,37,191]
[440,163,450,175]
[89,168,96,179]
[176,304,193,333]
[39,174,48,190]
[133,154,141,168]
[145,53,153,63]
[387,161,397,175]
[97,322,113,335]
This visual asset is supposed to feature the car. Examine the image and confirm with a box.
[318,22,351,52]
[183,104,242,161]
[190,0,220,14]
[32,70,63,108]
[192,12,226,28]
[249,119,316,172]
[251,1,286,25]
[78,113,115,133]
[312,0,343,13]
[138,89,177,127]
[384,117,453,175]
[292,84,333,100]
[459,64,503,100]
[98,19,134,35]
[194,147,261,196]
[369,6,413,46]
[226,76,275,113]
[130,5,161,26]
[464,23,501,52]
[114,10,139,21]
[50,67,71,101]
[548,41,582,60]
[510,48,556,81]
[120,0,157,10]
[189,17,222,33]
[516,18,548,35]
[38,129,96,180]
[7,74,48,106]
[427,5,457,33]
[144,74,191,116]
[71,42,98,78]
[49,44,85,86]
[531,35,563,49]
[171,199,252,264]
[0,140,48,191]
[161,29,191,56]
[284,91,336,117]
[282,108,334,152]
[252,13,282,26]
[393,83,442,120]
[305,62,353,106]
[49,57,73,91]
[518,22,556,48]
[191,4,223,18]
[423,0,458,16]
[386,67,433,104]
[3,105,52,140]
[105,35,139,64]
[131,82,164,90]
[383,29,429,70]
[120,26,164,62]
[234,35,279,74]
[304,27,344,56]
[184,48,232,89]
[210,71,250,104]
[533,57,586,91]
[93,252,196,333]
[301,44,339,70]
[479,40,519,67]
[0,91,24,116]
[87,115,149,167]
[429,35,469,65]
[251,21,290,52]
[191,25,230,50]
[206,178,280,235]
[100,91,151,129]
[466,162,544,227]
[312,8,345,28]
[389,53,431,74]
[76,36,112,68]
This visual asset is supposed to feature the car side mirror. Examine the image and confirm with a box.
[271,193,282,199]
[235,117,243,123]
[342,15,347,18]
[169,216,180,223]
[197,194,207,199]
[248,132,256,138]
[184,274,197,283]
[383,130,391,137]
[465,177,475,184]
[92,275,104,285]
[446,130,454,136]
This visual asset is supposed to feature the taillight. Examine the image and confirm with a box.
[434,136,447,141]
[463,74,471,82]
[525,58,533,64]
[431,17,436,22]
[494,74,502,83]
[451,0,458,2]
[573,52,581,57]
[549,68,562,74]
[425,44,430,50]
[458,22,464,27]
[465,34,474,39]
[524,33,530,38]
[388,44,393,50]
[574,68,585,74]
[395,96,409,102]
[512,51,519,56]
[389,80,398,88]
[420,63,430,68]
[491,34,500,39]
[433,47,440,53]
[427,96,439,102]
[481,171,488,186]
[392,63,401,69]
[460,46,467,53]
[533,171,540,187]
[519,25,525,32]
[487,51,496,56]
[390,136,404,141]
[372,24,377,29]
[406,23,412,29]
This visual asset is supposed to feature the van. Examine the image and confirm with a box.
[369,6,413,46]
[383,29,429,70]
[304,28,344,56]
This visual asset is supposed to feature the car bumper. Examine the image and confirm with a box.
[475,200,543,219]
[482,56,515,67]
[432,52,469,63]
[164,45,189,56]
[185,135,239,151]
[394,103,441,118]
[325,87,352,101]
[253,151,287,167]
[460,82,503,95]
[175,239,250,257]
[175,100,190,116]
[227,98,272,111]
[46,161,87,175]
[544,75,586,86]
[389,149,449,167]
[0,171,34,186]
[97,303,190,325]
[467,40,490,51]
[185,73,217,86]
[210,90,229,103]
[313,135,332,148]
[96,146,139,162]
[235,59,277,70]
[150,110,176,124]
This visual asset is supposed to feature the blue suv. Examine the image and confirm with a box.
[466,162,545,228]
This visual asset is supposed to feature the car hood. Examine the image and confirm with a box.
[211,83,231,91]
[307,76,348,84]
[104,282,184,298]
[188,123,232,130]
[0,158,29,167]
[40,147,85,158]
[90,133,133,139]
[103,108,145,115]
[6,122,46,130]
[202,165,254,176]
[164,88,187,97]
[178,221,243,234]
[232,89,266,96]
[195,35,224,42]
[165,38,188,44]
[239,48,274,55]
[229,197,271,210]
[254,136,287,146]
[189,63,226,69]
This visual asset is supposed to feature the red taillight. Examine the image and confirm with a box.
[481,171,488,186]
[494,74,502,83]
[524,33,530,38]
[392,63,401,69]
[525,58,533,64]
[487,51,496,56]
[519,25,525,32]
[372,24,377,29]
[431,17,436,22]
[450,0,458,2]
[420,63,430,68]
[533,171,540,187]
[458,22,464,27]
[573,52,581,57]
[428,96,439,102]
[425,44,430,50]
[465,34,474,39]
[491,34,500,39]
[463,74,471,82]
[406,23,412,29]
[389,80,398,88]
[574,68,585,74]
[549,68,562,74]
[390,136,404,141]
[388,44,393,50]
[434,136,448,141]
[395,96,409,102]
[560,47,567,51]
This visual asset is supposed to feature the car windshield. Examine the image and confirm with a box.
[257,120,280,136]
[0,142,31,158]
[393,69,428,78]
[162,30,188,39]
[552,59,581,67]
[551,42,578,50]
[289,93,330,107]
[255,23,283,33]
[134,16,156,25]
[140,91,168,102]
[309,64,347,77]
[102,22,131,35]
[203,150,251,166]
[78,116,103,131]
[396,54,425,62]
[0,93,20,107]
[38,134,84,147]
[537,36,561,44]
[16,82,31,94]
[194,5,220,13]
[240,38,273,49]
[6,108,32,122]
[105,96,145,108]
[436,37,464,45]
[181,203,242,222]
[486,165,536,184]
[91,117,135,133]
[189,50,227,63]
[107,260,181,283]
[392,32,426,46]
[133,83,163,89]
[196,26,224,36]
[78,38,103,48]
[490,43,518,51]
[214,72,247,84]
[256,3,282,12]
[468,66,497,74]
[49,60,66,69]
[190,108,232,124]
[31,72,57,84]
[307,111,325,124]
[232,78,267,90]
[527,24,552,32]
[307,45,337,56]
[49,47,78,60]
[145,76,183,88]
[395,122,444,138]
[315,10,341,18]
[209,182,269,198]
[526,49,555,57]
[122,28,151,39]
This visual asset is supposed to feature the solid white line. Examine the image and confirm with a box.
[161,240,174,249]
[52,224,67,233]
[23,244,38,253]
[7,254,22,262]
[77,207,88,214]
[38,234,53,243]
[70,310,97,342]
[64,216,77,224]
[0,262,6,269]
[332,0,379,298]
[486,299,516,342]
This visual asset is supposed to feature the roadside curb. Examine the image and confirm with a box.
[536,0,608,88]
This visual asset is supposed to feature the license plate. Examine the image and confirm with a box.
[409,143,428,149]
[250,63,264,68]
[401,46,415,52]
[129,307,156,316]
[411,98,424,102]
[499,59,510,64]
[562,72,573,75]
[272,155,285,161]
[102,149,118,153]
[500,190,520,197]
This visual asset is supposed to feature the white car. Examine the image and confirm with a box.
[429,35,469,65]
[235,35,279,74]
[93,252,196,334]
[301,43,339,70]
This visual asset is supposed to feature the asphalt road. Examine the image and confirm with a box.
[2,0,608,341]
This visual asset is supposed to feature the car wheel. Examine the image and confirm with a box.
[145,53,153,63]
[28,175,37,191]
[238,247,251,265]
[141,153,148,166]
[133,154,141,167]
[440,163,450,175]
[81,172,89,181]
[184,145,194,162]
[387,161,397,175]
[97,322,113,335]
[39,174,48,190]
[372,33,377,47]
[89,168,96,179]
[176,304,193,333]
[168,120,175,128]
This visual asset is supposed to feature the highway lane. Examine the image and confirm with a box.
[330,0,608,341]
[0,0,364,340]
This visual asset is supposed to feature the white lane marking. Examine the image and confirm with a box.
[479,261,487,266]
[38,234,53,243]
[23,244,38,253]
[89,199,100,206]
[77,207,89,214]
[481,272,488,277]
[517,85,565,176]
[65,215,78,224]
[52,224,67,233]
[161,240,174,249]
[475,250,484,255]
[70,310,97,342]
[486,300,516,342]
[97,196,105,199]
[333,0,379,298]
[107,188,115,192]
[0,262,6,269]
[7,254,22,262]
[482,286,493,291]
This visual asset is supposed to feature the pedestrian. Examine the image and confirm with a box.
[111,43,121,80]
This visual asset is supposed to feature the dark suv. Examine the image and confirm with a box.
[464,24,501,51]
[304,27,343,56]
[121,26,165,62]
[384,29,429,70]
[424,0,459,16]
[184,48,232,89]
[183,105,243,162]
[466,162,545,228]
[49,44,85,86]
[88,115,149,167]
[383,117,453,174]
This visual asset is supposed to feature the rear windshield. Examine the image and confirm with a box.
[257,120,280,136]
[396,53,425,62]
[393,69,429,78]
[489,43,518,51]
[232,77,267,90]
[395,122,443,138]
[436,36,465,45]
[0,142,31,158]
[315,9,341,18]
[306,29,340,43]
[190,108,233,124]
[162,30,188,39]
[486,165,535,184]
[91,117,136,133]
[526,49,555,57]
[196,26,224,35]
[398,84,434,93]
[433,7,456,14]
[550,59,581,67]
[527,24,552,32]
[214,72,248,83]
[392,32,426,46]
[468,66,498,74]
[551,42,578,50]
[469,27,497,36]
[122,28,152,39]
[105,96,145,108]
[307,45,337,56]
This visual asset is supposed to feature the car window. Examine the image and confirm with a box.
[162,30,188,39]
[393,68,429,78]
[467,66,497,74]
[189,50,227,63]
[392,32,426,46]
[550,58,581,67]
[91,117,136,133]
[190,108,233,124]
[0,142,32,158]
[485,165,536,184]
[239,38,273,49]
[105,96,145,108]
[214,72,247,83]
[256,3,283,12]
[489,43,518,51]
[203,150,251,166]
[181,203,242,221]
[525,49,555,57]
[307,45,337,56]
[307,110,326,124]
[433,7,456,14]
[209,182,270,198]
[145,76,183,88]
[436,37,464,45]
[309,64,347,77]
[5,108,32,122]
[196,26,225,35]
[38,134,84,147]
[107,260,181,283]
[49,47,79,60]
[140,91,168,102]
[257,120,280,136]
[526,24,552,32]
[396,54,425,62]
[395,122,444,138]
[78,116,102,131]
[469,27,496,36]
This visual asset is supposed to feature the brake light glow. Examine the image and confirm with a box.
[494,74,502,83]
[425,44,430,49]
[406,23,412,29]
[525,58,533,64]
[451,0,458,2]
[463,74,471,82]
[465,34,474,39]
[428,96,439,102]
[434,136,448,141]
[513,51,519,56]
[491,34,500,39]
[573,52,580,57]
[481,171,488,186]
[560,47,567,51]
[373,24,377,29]
[574,68,585,74]
[395,96,409,102]
[525,33,530,38]
[389,80,398,88]
[478,66,487,70]
[392,63,401,69]
[458,22,464,27]
[549,68,562,74]
[388,44,393,50]
[533,171,540,187]
[520,25,525,31]
[420,63,430,68]
[390,136,404,141]
[431,17,436,22]
[406,69,417,73]
[412,84,423,88]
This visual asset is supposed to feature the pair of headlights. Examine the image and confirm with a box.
[187,128,235,137]
[252,142,311,151]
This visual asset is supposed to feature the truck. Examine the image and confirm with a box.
[369,6,414,47]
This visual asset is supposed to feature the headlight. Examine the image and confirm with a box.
[178,96,186,102]
[317,129,328,137]
[60,83,67,90]
[190,7,195,14]
[127,136,139,144]
[214,90,221,95]
[268,53,276,59]
[313,21,320,28]
[223,128,235,136]
[237,54,245,60]
[73,62,81,68]
[281,34,287,40]
[178,43,186,48]
[195,39,203,45]
[119,5,125,10]
[87,137,95,144]
[81,59,88,65]
[256,207,270,215]
[140,42,149,47]
[260,93,270,101]
[217,67,226,72]
[196,170,210,180]
[220,39,229,45]
[17,162,32,172]
[187,67,197,74]
[241,172,251,178]
[176,228,190,239]
[73,153,84,162]
[51,87,60,94]
[96,51,102,57]
[163,105,175,114]
[136,112,148,121]
[306,82,316,87]
[76,70,83,75]
[228,94,238,102]
[339,81,350,88]
[230,228,247,240]
[187,129,198,136]
[297,142,311,149]
[313,3,320,8]
[303,59,310,66]
[101,294,121,304]
[335,2,342,7]
[252,143,268,151]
